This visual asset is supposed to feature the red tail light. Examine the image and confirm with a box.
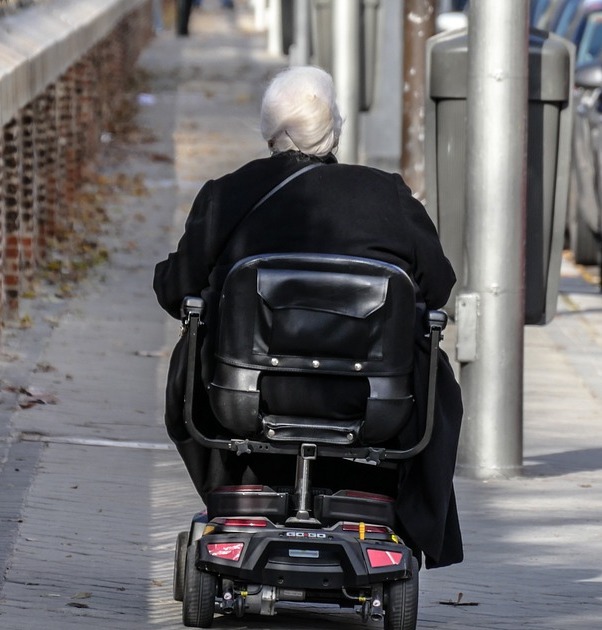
[207,542,244,562]
[221,518,268,528]
[214,485,265,492]
[367,549,403,568]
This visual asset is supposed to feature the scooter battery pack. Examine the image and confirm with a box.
[207,486,289,520]
[314,490,396,527]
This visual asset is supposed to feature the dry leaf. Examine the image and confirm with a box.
[17,386,58,408]
[72,592,92,599]
[439,592,479,607]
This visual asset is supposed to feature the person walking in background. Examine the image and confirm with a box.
[193,0,235,10]
[178,0,235,36]
[152,0,164,32]
[176,0,193,36]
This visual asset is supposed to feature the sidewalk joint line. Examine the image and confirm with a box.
[19,433,174,451]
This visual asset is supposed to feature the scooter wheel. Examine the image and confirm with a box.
[182,544,217,628]
[173,531,188,602]
[383,556,419,630]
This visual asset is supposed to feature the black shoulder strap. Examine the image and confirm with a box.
[222,162,323,251]
[221,162,324,253]
[249,162,324,213]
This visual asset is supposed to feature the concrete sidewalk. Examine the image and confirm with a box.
[1,2,601,628]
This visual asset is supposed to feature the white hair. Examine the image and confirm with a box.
[260,66,342,158]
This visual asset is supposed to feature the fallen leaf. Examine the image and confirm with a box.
[19,315,33,329]
[34,362,57,373]
[135,350,168,358]
[439,592,479,607]
[17,386,58,408]
[148,152,173,163]
[72,592,92,600]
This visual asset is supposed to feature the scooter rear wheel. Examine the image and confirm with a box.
[383,556,419,630]
[173,531,188,602]
[182,544,217,628]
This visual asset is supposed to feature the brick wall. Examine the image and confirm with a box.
[0,2,154,334]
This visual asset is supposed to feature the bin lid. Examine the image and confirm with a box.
[429,28,573,102]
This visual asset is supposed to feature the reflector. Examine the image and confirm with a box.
[207,542,244,561]
[366,548,403,568]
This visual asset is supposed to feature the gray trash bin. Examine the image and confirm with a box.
[425,28,574,325]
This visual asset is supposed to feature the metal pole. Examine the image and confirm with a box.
[290,0,311,66]
[456,0,529,478]
[267,0,283,57]
[332,0,360,163]
[253,0,267,32]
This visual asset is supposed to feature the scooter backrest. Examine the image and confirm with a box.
[209,253,417,443]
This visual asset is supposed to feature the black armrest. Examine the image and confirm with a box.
[427,309,448,332]
[180,296,206,323]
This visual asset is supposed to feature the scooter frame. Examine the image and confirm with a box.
[173,292,446,629]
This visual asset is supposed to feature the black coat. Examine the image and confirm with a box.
[154,151,463,568]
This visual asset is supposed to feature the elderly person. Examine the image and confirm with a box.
[154,66,463,570]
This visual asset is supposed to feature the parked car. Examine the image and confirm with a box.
[530,0,579,30]
[563,0,602,65]
[548,2,602,267]
[549,0,584,34]
[528,1,602,270]
[436,0,469,32]
[438,0,550,32]
[568,61,602,265]
[435,0,602,271]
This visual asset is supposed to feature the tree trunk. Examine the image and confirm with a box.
[401,0,436,201]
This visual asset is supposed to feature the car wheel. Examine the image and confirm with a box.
[570,197,600,265]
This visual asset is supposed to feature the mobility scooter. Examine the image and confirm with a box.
[172,253,448,629]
